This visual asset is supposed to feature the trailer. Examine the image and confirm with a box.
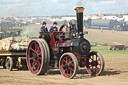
[0,51,27,71]
[0,29,30,70]
[109,45,128,50]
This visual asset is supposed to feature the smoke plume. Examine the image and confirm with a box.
[21,27,40,37]
[77,0,86,7]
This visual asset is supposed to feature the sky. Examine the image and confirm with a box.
[0,0,128,17]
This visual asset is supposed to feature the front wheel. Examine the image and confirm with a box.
[86,51,105,76]
[59,53,78,79]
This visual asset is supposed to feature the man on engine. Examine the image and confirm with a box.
[49,22,58,32]
[41,21,48,32]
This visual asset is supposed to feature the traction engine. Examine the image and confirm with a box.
[26,7,105,79]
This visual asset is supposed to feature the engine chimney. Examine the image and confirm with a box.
[75,7,85,38]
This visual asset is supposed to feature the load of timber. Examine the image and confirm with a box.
[0,36,31,51]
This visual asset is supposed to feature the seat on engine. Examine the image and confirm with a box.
[39,32,51,43]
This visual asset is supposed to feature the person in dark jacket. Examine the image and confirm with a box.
[41,21,48,32]
[49,22,58,32]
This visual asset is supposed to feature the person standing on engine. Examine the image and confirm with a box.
[49,22,58,32]
[41,21,48,32]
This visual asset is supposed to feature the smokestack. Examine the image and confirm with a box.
[75,7,85,38]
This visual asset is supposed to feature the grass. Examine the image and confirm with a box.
[91,46,128,58]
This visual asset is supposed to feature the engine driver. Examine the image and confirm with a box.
[41,21,48,32]
[49,22,58,32]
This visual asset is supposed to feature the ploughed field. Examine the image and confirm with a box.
[0,25,128,85]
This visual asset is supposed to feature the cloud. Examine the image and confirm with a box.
[0,0,127,16]
[100,0,116,5]
[52,0,59,2]
[85,0,128,14]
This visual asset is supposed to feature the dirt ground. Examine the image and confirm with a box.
[0,58,128,85]
[0,29,128,85]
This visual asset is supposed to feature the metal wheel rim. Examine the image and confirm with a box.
[27,40,43,74]
[86,52,104,75]
[5,57,13,71]
[59,53,78,79]
[38,39,50,71]
[6,58,11,70]
[38,39,50,74]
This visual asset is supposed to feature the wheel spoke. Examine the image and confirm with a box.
[29,57,34,61]
[69,60,73,65]
[69,67,74,71]
[70,63,74,67]
[37,52,42,60]
[37,46,40,52]
[36,65,40,71]
[65,57,68,63]
[32,62,40,71]
[68,69,72,76]
[38,56,42,60]
[37,52,41,56]
[61,64,65,67]
[33,42,38,51]
[65,69,68,74]
[37,61,41,67]
[35,45,38,51]
[95,66,97,73]
[32,62,36,70]
[98,64,101,66]
[91,66,93,72]
[96,55,98,61]
[70,70,73,76]
[92,55,94,60]
[96,66,100,72]
[30,47,35,52]
[97,58,100,61]
[63,59,67,63]
[69,56,72,61]
[89,65,92,68]
[88,62,91,65]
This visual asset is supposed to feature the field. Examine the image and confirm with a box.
[0,25,128,85]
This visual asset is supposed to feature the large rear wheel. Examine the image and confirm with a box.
[26,39,50,75]
[38,39,50,72]
[86,51,104,76]
[59,53,78,79]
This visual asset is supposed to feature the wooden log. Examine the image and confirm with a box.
[0,36,31,51]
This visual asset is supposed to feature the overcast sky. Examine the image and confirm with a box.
[0,0,128,17]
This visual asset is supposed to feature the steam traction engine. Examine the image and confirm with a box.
[26,7,105,79]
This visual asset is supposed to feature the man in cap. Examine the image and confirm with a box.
[41,21,48,32]
[49,22,58,32]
